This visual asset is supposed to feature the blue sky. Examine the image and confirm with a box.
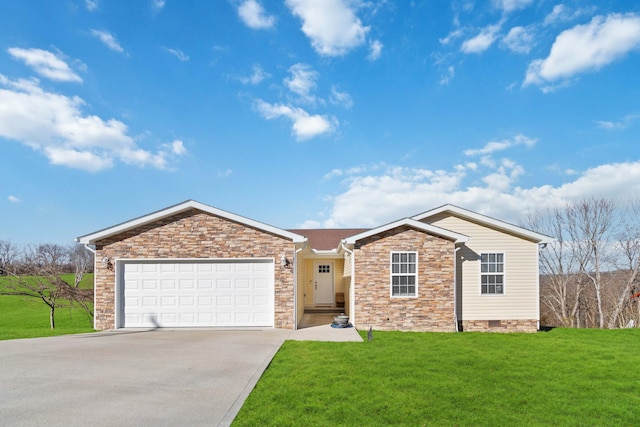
[1,0,640,245]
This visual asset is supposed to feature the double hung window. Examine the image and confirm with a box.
[391,252,417,297]
[481,253,504,294]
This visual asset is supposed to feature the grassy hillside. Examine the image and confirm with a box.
[0,273,94,340]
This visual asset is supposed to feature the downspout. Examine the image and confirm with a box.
[293,241,307,330]
[536,243,546,331]
[454,245,462,332]
[340,242,355,327]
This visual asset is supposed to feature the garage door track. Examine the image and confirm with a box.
[0,329,291,426]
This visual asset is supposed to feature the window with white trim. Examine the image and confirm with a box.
[481,253,504,294]
[391,252,417,297]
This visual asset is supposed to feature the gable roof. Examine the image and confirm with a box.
[411,204,554,244]
[288,228,369,251]
[342,218,469,245]
[76,200,306,245]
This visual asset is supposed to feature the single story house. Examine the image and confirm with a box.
[76,200,553,332]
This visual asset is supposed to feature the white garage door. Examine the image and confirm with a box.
[120,260,274,328]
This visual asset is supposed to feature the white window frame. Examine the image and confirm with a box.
[390,251,418,298]
[480,252,505,295]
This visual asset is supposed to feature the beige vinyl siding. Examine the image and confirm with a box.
[424,213,539,320]
[344,253,352,277]
[303,258,345,306]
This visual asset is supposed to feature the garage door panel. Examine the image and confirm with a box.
[217,296,232,306]
[142,264,157,273]
[161,264,176,273]
[122,260,274,328]
[197,279,213,289]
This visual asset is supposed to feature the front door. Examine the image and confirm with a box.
[314,262,334,304]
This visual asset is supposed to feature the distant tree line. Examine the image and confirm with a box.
[0,240,94,329]
[527,198,640,329]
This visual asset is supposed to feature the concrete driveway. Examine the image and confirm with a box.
[0,329,291,427]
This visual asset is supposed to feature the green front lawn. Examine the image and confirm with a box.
[233,328,640,426]
[0,295,94,340]
[0,274,95,340]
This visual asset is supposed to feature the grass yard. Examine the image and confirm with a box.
[0,274,95,340]
[233,328,640,426]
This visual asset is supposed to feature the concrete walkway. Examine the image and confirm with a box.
[290,313,362,342]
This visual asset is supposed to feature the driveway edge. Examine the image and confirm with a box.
[218,329,292,426]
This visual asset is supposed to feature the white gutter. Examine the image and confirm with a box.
[340,242,355,327]
[293,241,307,330]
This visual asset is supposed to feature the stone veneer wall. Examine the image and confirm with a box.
[353,226,456,332]
[461,319,538,332]
[93,209,296,331]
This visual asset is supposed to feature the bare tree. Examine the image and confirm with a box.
[0,243,93,329]
[565,199,616,328]
[607,200,640,328]
[69,244,94,287]
[0,240,19,275]
[527,208,583,327]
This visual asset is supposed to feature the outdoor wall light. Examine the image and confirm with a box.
[102,257,114,271]
[280,255,291,269]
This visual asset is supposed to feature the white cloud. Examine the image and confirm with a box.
[501,26,535,54]
[168,139,187,155]
[285,0,370,56]
[544,4,568,26]
[315,159,640,228]
[237,0,275,30]
[439,65,455,86]
[151,0,165,12]
[217,168,233,178]
[163,47,189,61]
[284,63,318,104]
[8,195,21,203]
[330,86,353,108]
[464,134,536,156]
[85,0,98,11]
[439,29,464,45]
[461,21,503,54]
[90,29,125,53]
[595,113,640,130]
[239,64,270,85]
[493,0,533,14]
[254,99,336,141]
[0,75,181,172]
[524,14,640,88]
[8,48,82,83]
[543,4,594,26]
[368,40,383,61]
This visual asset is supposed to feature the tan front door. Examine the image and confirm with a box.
[314,262,334,304]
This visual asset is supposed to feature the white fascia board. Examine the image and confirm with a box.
[412,204,555,244]
[76,199,306,245]
[343,218,469,245]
